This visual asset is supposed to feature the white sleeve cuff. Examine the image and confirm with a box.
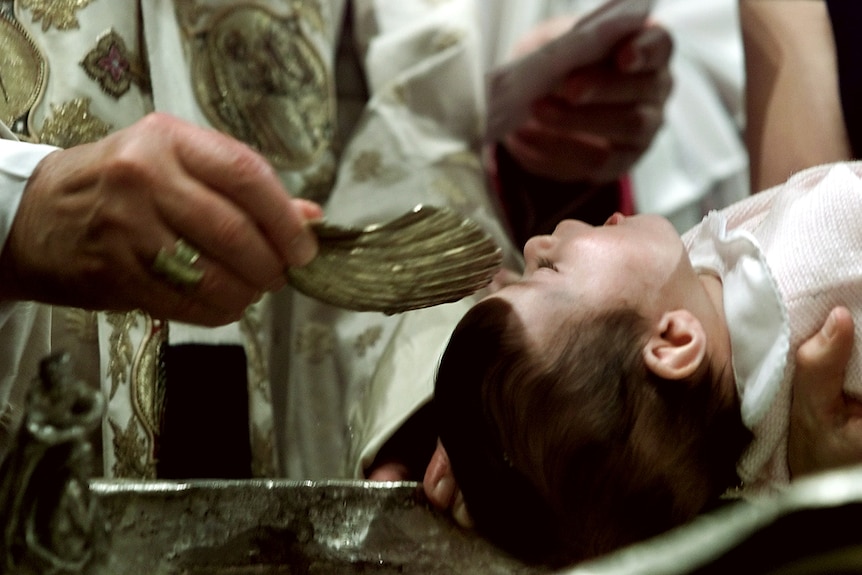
[0,135,59,262]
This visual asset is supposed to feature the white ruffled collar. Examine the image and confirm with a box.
[686,212,791,429]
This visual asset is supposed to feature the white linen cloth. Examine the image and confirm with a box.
[683,162,862,491]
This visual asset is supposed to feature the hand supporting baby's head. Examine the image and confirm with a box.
[434,297,751,566]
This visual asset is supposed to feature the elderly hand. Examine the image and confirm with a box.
[0,112,320,326]
[788,306,862,478]
[503,18,673,184]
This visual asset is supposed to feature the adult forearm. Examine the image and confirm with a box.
[741,0,851,192]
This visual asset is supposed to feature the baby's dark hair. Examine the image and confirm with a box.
[434,297,752,566]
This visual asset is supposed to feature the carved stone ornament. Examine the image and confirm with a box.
[0,353,107,575]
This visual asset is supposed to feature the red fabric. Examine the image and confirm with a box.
[618,174,635,215]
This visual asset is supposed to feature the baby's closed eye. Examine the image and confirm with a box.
[537,257,558,271]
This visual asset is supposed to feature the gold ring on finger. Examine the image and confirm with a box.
[151,238,204,289]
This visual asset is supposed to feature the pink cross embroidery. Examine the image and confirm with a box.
[98,44,129,83]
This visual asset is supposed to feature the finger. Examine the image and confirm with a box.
[166,252,260,317]
[553,67,672,107]
[115,198,262,322]
[795,306,855,408]
[165,115,318,268]
[116,115,293,290]
[292,198,324,221]
[155,180,290,292]
[93,250,251,327]
[789,308,857,478]
[40,192,256,326]
[504,131,610,182]
[531,101,664,148]
[144,286,250,326]
[423,441,458,509]
[452,490,475,529]
[511,15,577,57]
[504,130,642,183]
[615,23,673,73]
[367,461,411,481]
[140,246,261,324]
[844,393,862,421]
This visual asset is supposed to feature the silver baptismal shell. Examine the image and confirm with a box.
[286,205,503,314]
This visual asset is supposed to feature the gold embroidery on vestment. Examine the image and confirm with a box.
[432,151,482,207]
[353,325,382,357]
[351,149,382,182]
[241,303,277,477]
[130,316,166,457]
[432,30,462,52]
[0,12,46,131]
[106,311,136,400]
[37,97,111,147]
[251,422,276,477]
[293,0,326,34]
[106,312,165,478]
[390,83,407,106]
[441,150,482,170]
[348,148,406,185]
[432,174,468,207]
[109,416,155,479]
[240,305,269,400]
[20,0,94,31]
[296,320,334,364]
[180,3,335,171]
[81,29,150,98]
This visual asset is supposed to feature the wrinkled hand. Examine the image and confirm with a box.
[422,440,473,528]
[788,306,862,478]
[0,113,321,326]
[503,18,673,184]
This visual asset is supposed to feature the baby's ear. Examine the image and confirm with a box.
[643,309,707,382]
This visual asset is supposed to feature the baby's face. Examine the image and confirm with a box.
[490,213,700,352]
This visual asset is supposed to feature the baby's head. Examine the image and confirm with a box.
[435,214,751,565]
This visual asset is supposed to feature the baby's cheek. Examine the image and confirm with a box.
[488,268,521,293]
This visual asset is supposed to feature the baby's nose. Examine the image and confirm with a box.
[605,212,625,226]
[552,219,590,236]
[523,234,555,260]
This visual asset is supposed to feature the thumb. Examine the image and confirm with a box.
[291,198,324,221]
[615,22,672,73]
[795,306,854,405]
[423,440,457,509]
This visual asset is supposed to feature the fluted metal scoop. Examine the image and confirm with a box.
[286,205,502,315]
